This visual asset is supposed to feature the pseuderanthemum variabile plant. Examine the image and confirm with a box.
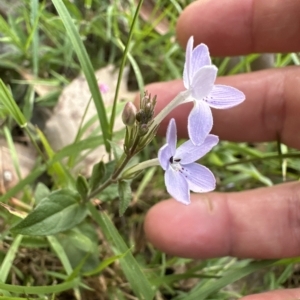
[183,36,245,145]
[158,118,219,205]
[123,37,247,205]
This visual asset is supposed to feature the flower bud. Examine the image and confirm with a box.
[139,124,148,136]
[122,102,137,127]
[136,91,156,126]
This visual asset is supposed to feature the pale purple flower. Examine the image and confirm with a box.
[158,118,218,205]
[98,83,109,94]
[183,36,245,145]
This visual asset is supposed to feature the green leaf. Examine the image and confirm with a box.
[83,253,128,277]
[47,235,73,275]
[118,180,132,216]
[0,235,22,282]
[100,183,119,202]
[0,278,80,294]
[0,80,27,127]
[51,0,110,152]
[11,189,87,236]
[177,260,277,300]
[134,167,156,201]
[76,175,89,199]
[88,204,155,300]
[109,141,123,161]
[109,0,144,135]
[47,235,82,300]
[0,296,44,300]
[29,0,40,76]
[34,182,50,205]
[3,126,22,180]
[57,222,99,274]
[103,160,116,180]
[0,15,23,50]
[89,161,106,190]
[36,127,74,188]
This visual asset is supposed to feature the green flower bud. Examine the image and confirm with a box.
[122,102,137,127]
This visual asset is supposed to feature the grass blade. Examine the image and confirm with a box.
[109,0,144,134]
[0,165,46,204]
[30,0,39,76]
[0,80,27,127]
[177,260,277,300]
[48,236,81,300]
[51,0,110,152]
[0,279,79,294]
[88,203,155,300]
[0,235,23,282]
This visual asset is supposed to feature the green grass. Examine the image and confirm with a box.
[0,0,299,299]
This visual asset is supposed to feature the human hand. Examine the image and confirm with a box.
[140,0,300,299]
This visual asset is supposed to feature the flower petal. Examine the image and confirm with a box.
[205,85,246,109]
[190,65,217,100]
[175,134,219,164]
[183,36,194,89]
[165,167,190,205]
[166,118,177,154]
[158,144,172,171]
[183,163,216,192]
[191,43,211,78]
[188,101,213,145]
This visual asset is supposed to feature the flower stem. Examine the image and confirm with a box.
[86,127,142,201]
[150,90,189,129]
[86,91,189,201]
[122,158,160,178]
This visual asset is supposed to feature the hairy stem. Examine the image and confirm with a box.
[122,158,159,178]
[87,128,141,200]
[150,90,189,129]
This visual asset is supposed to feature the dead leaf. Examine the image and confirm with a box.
[0,202,28,219]
[44,64,136,176]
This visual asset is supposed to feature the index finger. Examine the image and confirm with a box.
[177,0,300,56]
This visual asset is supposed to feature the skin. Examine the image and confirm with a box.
[135,0,300,299]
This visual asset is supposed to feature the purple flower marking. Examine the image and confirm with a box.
[158,118,219,205]
[183,36,245,145]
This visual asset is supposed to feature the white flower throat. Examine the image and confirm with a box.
[169,156,182,172]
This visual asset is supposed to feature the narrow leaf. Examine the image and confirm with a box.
[36,127,74,188]
[118,180,132,216]
[48,236,73,275]
[0,80,27,127]
[83,253,128,277]
[88,203,155,300]
[0,235,23,282]
[89,161,106,190]
[76,175,89,199]
[51,0,110,152]
[179,260,277,300]
[0,279,80,294]
[109,0,144,134]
